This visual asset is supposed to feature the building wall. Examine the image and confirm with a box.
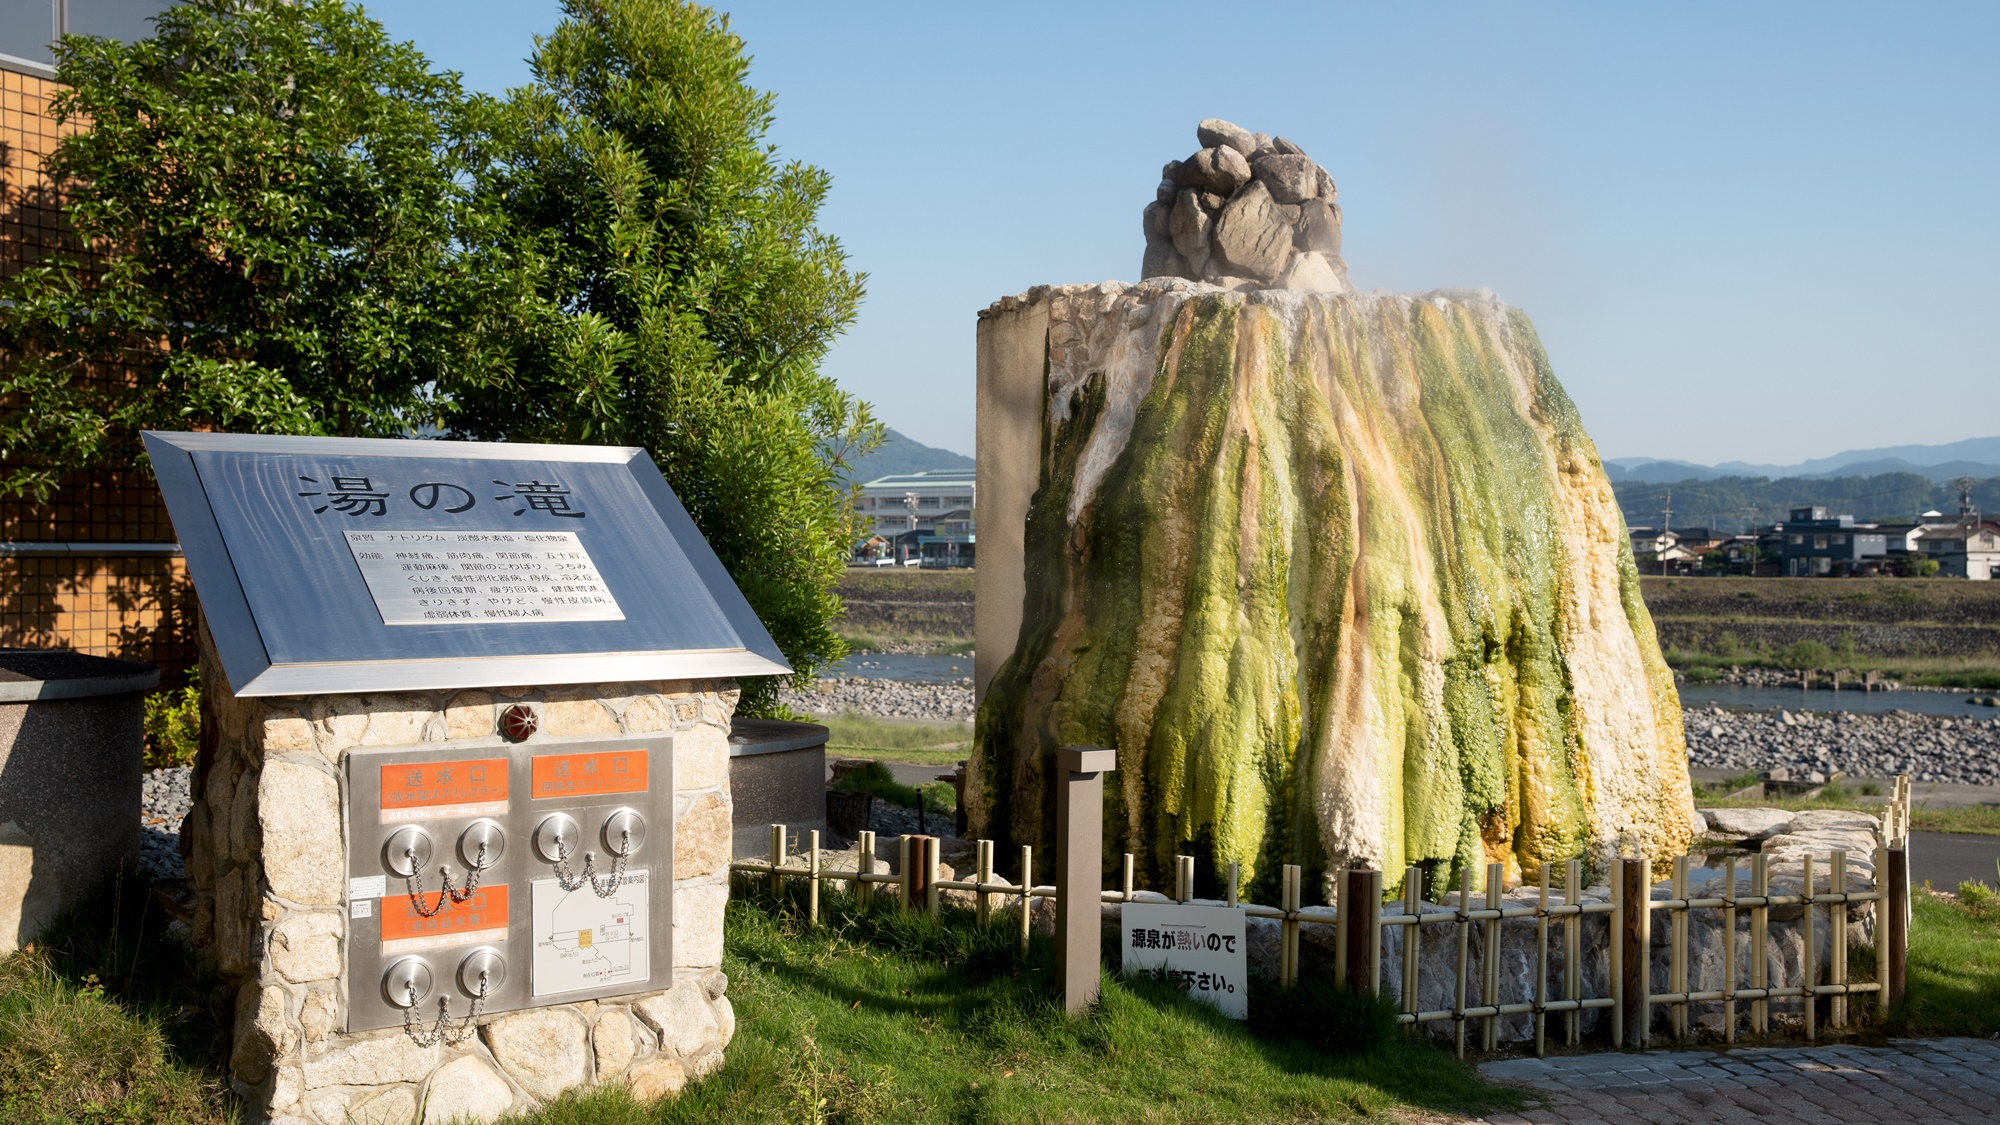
[0,59,193,678]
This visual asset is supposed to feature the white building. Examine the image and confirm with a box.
[853,469,975,566]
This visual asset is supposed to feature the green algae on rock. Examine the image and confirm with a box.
[971,281,1693,902]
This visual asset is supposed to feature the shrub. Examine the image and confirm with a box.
[1775,639,1832,669]
[142,671,201,771]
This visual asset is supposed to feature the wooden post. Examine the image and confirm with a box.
[1831,850,1848,1029]
[899,834,914,908]
[1722,856,1738,1044]
[1802,852,1817,1041]
[1053,746,1115,1014]
[1564,859,1581,1047]
[1342,868,1380,993]
[1886,845,1908,1007]
[1534,866,1551,1057]
[1620,856,1650,1048]
[1670,856,1687,1041]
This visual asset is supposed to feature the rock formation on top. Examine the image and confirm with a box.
[971,125,1695,903]
[1141,119,1352,292]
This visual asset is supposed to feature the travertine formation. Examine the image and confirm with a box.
[972,281,1695,902]
[185,626,739,1125]
[1141,119,1351,292]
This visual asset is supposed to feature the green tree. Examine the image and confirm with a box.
[0,0,511,498]
[453,0,876,714]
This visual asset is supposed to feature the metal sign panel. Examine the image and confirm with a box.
[1119,902,1249,1018]
[342,734,675,1032]
[143,432,789,695]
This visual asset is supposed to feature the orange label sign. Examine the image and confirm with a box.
[530,749,649,800]
[378,758,509,823]
[379,884,509,954]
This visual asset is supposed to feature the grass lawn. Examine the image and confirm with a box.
[824,713,972,768]
[519,890,1515,1125]
[1897,888,2000,1036]
[0,877,233,1124]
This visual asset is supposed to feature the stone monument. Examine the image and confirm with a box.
[148,432,789,1125]
[974,122,1694,902]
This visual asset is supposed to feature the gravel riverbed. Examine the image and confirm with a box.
[781,676,973,721]
[1685,704,2000,784]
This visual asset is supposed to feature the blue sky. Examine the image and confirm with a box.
[370,2,1999,465]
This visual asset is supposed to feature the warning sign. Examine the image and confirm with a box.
[379,884,510,954]
[530,749,648,800]
[530,869,649,996]
[379,757,509,823]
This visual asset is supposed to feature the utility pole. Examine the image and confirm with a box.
[1952,476,1978,528]
[1659,489,1673,575]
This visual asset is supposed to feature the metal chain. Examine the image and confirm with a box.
[403,842,488,917]
[588,830,632,897]
[401,975,488,1047]
[552,831,631,898]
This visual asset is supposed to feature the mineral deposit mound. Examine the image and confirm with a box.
[970,120,1694,900]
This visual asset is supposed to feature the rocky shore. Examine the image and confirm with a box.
[1685,703,2000,785]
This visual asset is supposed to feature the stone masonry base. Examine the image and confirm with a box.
[185,623,739,1124]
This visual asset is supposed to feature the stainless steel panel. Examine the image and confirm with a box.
[142,432,791,695]
[342,733,675,1033]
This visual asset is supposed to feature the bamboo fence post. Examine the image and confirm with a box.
[976,839,994,928]
[924,836,941,917]
[1751,853,1769,1035]
[1670,856,1687,1041]
[1019,844,1033,955]
[1564,859,1581,1047]
[1123,853,1135,903]
[1723,856,1738,1044]
[1874,840,1888,1021]
[899,835,914,909]
[857,830,876,909]
[770,824,785,900]
[1803,852,1817,1041]
[1403,865,1422,1026]
[1619,856,1649,1048]
[1482,863,1502,1052]
[1281,864,1301,990]
[1832,850,1848,1029]
[808,830,820,926]
[1454,866,1472,1058]
[1535,866,1551,1057]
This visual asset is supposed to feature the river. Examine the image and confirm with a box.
[829,653,2000,720]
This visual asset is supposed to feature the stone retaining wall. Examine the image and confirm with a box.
[183,624,739,1125]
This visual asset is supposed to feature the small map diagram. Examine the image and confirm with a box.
[530,868,650,997]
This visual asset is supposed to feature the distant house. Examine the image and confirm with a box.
[1778,507,1888,576]
[1628,527,1702,573]
[1910,520,2000,580]
[852,469,976,567]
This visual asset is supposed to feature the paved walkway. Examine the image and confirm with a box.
[1473,1039,2000,1123]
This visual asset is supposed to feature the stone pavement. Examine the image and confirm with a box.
[1472,1038,2000,1123]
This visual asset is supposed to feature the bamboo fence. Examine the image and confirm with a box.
[731,777,1913,1057]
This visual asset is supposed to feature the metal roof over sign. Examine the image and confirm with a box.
[144,432,792,696]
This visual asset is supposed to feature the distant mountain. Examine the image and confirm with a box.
[842,428,972,483]
[1605,437,2000,486]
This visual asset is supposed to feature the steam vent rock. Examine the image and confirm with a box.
[1142,119,1351,292]
[971,122,1693,902]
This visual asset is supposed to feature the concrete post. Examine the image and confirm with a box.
[1053,746,1115,1014]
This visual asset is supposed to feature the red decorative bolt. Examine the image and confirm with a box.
[500,704,538,742]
